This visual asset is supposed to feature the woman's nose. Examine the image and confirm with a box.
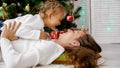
[67,29,72,32]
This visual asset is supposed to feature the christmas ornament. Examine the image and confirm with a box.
[25,4,30,12]
[67,13,74,22]
[49,30,68,39]
[2,2,7,7]
[49,31,60,39]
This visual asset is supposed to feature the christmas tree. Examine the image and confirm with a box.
[0,0,81,32]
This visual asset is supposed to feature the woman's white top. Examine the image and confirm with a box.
[3,14,44,40]
[1,38,64,68]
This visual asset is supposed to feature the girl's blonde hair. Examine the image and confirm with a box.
[40,0,66,17]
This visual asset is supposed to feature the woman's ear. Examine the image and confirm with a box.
[70,40,80,47]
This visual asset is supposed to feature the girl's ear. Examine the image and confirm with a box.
[46,10,54,18]
[70,40,80,47]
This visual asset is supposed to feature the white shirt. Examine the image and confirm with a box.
[0,38,64,68]
[3,14,44,40]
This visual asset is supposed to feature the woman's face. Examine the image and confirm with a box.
[58,29,85,47]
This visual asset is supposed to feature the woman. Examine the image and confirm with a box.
[1,22,101,68]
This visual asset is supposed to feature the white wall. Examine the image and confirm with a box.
[91,0,120,43]
[74,0,120,44]
[74,0,90,30]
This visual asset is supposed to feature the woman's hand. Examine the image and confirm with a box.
[1,22,21,41]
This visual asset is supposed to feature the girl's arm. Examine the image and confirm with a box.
[15,14,46,40]
[3,14,45,40]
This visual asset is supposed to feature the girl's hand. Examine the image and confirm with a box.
[40,30,48,40]
[1,22,21,41]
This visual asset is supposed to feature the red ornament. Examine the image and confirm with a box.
[49,30,68,39]
[49,31,60,39]
[67,13,74,22]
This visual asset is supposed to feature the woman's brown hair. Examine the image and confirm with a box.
[65,46,98,68]
[65,29,101,68]
[78,33,102,53]
[69,28,102,53]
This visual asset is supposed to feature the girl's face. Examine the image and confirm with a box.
[47,11,65,29]
[57,29,85,47]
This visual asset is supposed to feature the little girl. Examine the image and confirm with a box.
[2,0,66,40]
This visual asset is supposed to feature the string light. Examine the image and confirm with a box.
[106,27,111,32]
